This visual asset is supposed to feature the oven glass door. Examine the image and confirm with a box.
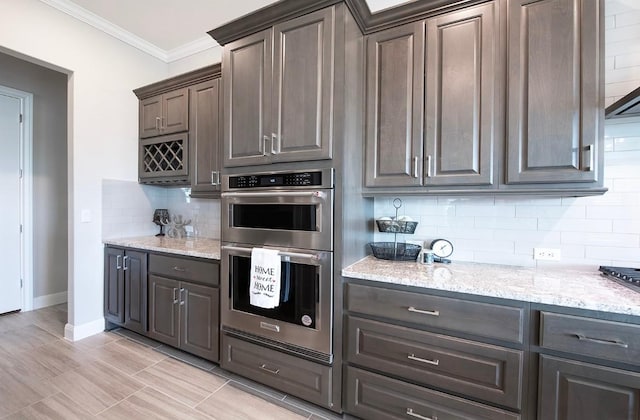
[221,244,333,355]
[222,190,333,251]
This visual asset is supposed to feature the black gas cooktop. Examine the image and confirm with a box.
[599,266,640,292]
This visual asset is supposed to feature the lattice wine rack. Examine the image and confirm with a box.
[139,133,189,183]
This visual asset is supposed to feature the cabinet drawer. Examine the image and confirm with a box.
[149,254,219,286]
[346,283,525,344]
[345,366,520,420]
[221,334,333,409]
[346,316,523,409]
[540,312,640,366]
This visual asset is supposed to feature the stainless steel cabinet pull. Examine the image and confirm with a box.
[211,171,216,185]
[575,333,628,348]
[155,116,161,131]
[179,288,185,305]
[160,116,165,130]
[413,156,419,178]
[262,135,270,156]
[408,306,440,317]
[172,288,179,304]
[116,255,122,269]
[406,408,436,420]
[585,144,595,172]
[122,256,129,271]
[426,155,432,178]
[259,364,280,375]
[210,171,220,186]
[271,133,279,155]
[407,354,440,366]
[172,266,186,272]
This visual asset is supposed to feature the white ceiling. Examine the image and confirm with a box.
[41,0,412,62]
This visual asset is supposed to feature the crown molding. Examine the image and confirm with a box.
[39,0,217,63]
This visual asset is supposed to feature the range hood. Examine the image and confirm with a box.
[605,86,640,119]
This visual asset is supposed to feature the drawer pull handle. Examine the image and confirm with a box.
[172,266,186,272]
[575,333,628,348]
[407,354,440,366]
[406,408,437,420]
[408,306,440,317]
[259,364,280,375]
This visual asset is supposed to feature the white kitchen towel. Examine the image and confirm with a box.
[249,247,282,309]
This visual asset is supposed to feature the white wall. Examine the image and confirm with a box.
[373,0,640,269]
[168,46,222,77]
[0,0,169,339]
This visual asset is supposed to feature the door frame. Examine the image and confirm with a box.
[0,85,33,311]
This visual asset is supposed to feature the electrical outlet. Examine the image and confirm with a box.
[534,248,561,261]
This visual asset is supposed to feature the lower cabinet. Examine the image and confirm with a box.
[538,355,640,420]
[221,334,333,409]
[104,246,148,334]
[148,254,220,362]
[345,366,520,420]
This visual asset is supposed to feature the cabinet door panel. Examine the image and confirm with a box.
[123,250,147,334]
[272,7,334,162]
[139,96,162,139]
[539,355,640,420]
[148,275,180,347]
[365,22,425,187]
[224,29,272,167]
[190,79,221,196]
[507,0,601,184]
[162,88,189,135]
[104,247,124,324]
[181,282,219,362]
[425,2,498,186]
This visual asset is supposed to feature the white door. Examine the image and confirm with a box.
[0,93,22,314]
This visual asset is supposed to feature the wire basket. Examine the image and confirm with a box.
[376,219,418,234]
[369,242,422,261]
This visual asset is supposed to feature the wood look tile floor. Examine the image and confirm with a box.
[0,305,342,419]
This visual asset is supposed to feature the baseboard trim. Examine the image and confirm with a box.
[64,318,105,342]
[33,292,67,310]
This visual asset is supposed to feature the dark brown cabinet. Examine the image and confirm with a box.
[104,246,147,334]
[506,0,602,185]
[344,281,528,419]
[134,65,221,186]
[189,78,222,197]
[139,88,189,139]
[365,2,500,189]
[148,254,220,362]
[222,6,334,167]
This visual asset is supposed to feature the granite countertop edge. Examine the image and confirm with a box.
[103,236,221,260]
[343,256,640,317]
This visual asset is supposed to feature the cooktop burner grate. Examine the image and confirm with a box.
[599,266,640,292]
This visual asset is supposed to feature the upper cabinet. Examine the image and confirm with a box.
[139,89,189,139]
[134,65,222,187]
[365,2,499,188]
[222,7,334,167]
[364,0,605,195]
[506,0,602,185]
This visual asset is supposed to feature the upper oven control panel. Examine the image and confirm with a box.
[226,169,333,190]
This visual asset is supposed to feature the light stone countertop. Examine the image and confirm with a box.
[343,256,640,317]
[104,236,221,260]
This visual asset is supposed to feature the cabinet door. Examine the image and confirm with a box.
[425,2,498,186]
[539,355,640,420]
[148,274,180,348]
[139,95,162,139]
[223,29,272,167]
[104,247,124,324]
[161,88,189,135]
[190,78,221,197]
[365,22,425,187]
[271,7,334,163]
[123,250,147,334]
[506,0,601,184]
[180,282,219,362]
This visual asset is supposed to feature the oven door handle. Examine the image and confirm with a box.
[221,245,321,261]
[221,191,326,199]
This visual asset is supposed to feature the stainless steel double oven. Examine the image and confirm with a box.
[220,168,334,363]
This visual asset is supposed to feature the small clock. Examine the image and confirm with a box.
[430,238,453,262]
